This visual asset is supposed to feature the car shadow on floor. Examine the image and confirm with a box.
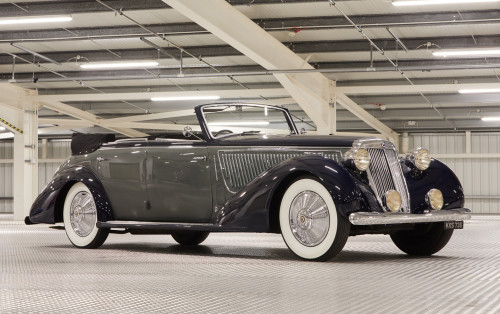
[54,242,457,263]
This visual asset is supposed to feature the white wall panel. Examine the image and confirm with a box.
[0,140,71,213]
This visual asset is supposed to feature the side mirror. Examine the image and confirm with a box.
[183,126,193,138]
[182,126,203,140]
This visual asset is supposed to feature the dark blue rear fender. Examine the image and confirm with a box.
[29,166,113,224]
[403,159,465,213]
[216,156,368,232]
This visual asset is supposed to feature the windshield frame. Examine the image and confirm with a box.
[196,103,299,141]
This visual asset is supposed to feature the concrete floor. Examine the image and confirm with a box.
[1,215,499,313]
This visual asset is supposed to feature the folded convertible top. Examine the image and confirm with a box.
[71,133,116,155]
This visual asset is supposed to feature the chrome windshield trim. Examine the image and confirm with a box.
[200,103,299,140]
[349,208,471,225]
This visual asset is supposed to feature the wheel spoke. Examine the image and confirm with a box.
[70,191,97,237]
[289,190,330,247]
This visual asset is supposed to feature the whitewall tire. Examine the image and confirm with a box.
[63,182,109,249]
[279,177,350,261]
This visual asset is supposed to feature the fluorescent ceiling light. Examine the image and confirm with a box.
[0,126,5,131]
[80,61,159,69]
[0,132,14,139]
[0,16,72,25]
[393,0,500,6]
[208,121,270,126]
[151,96,220,101]
[433,49,500,57]
[481,117,500,121]
[459,89,500,94]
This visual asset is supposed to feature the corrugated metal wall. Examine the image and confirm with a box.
[410,133,500,214]
[0,141,14,213]
[1,133,499,214]
[0,140,71,213]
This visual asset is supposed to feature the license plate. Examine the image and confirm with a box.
[444,221,463,230]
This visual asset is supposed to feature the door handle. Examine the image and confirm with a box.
[96,157,106,162]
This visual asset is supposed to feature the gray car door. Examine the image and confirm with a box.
[145,143,213,222]
[95,147,148,220]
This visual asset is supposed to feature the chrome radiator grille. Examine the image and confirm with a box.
[367,147,410,212]
[219,150,342,192]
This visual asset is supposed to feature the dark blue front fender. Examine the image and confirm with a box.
[216,156,370,232]
[29,166,113,224]
[403,159,465,213]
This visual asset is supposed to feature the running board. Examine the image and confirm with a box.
[96,220,242,232]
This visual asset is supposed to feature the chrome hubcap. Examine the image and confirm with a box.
[70,191,96,237]
[289,191,330,247]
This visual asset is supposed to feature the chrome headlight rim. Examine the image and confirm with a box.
[384,189,402,212]
[406,147,431,171]
[344,148,371,172]
[426,188,444,211]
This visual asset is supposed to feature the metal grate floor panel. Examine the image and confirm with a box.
[1,215,499,313]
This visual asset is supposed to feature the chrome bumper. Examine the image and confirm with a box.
[349,208,471,226]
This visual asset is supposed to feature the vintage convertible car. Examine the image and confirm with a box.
[27,103,471,261]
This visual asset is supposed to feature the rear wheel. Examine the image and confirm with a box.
[390,222,453,256]
[63,182,109,249]
[171,231,210,245]
[279,177,350,261]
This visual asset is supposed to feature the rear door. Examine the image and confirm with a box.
[95,146,148,220]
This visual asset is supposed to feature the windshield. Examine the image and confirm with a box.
[202,104,297,139]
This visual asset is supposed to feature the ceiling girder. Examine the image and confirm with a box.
[1,10,500,42]
[39,100,148,137]
[3,35,500,69]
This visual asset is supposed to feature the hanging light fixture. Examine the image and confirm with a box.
[0,15,72,25]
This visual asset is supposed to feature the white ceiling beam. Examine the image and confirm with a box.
[38,126,75,134]
[335,83,500,95]
[102,122,200,132]
[31,88,288,102]
[38,118,93,127]
[39,100,148,138]
[165,0,393,137]
[336,93,397,141]
[105,109,195,123]
[165,0,330,132]
[0,83,28,110]
[0,105,23,134]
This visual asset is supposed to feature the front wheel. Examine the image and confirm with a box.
[279,177,350,261]
[171,231,210,245]
[63,182,109,249]
[390,222,454,256]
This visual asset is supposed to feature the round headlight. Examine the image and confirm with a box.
[384,190,402,212]
[354,148,371,171]
[406,147,431,171]
[426,189,443,210]
[415,148,431,170]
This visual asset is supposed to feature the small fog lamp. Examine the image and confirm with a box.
[426,189,443,210]
[384,190,402,212]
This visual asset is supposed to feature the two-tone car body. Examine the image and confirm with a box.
[27,104,471,261]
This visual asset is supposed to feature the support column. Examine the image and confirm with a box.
[402,132,409,154]
[465,131,472,154]
[10,90,38,221]
[329,80,337,135]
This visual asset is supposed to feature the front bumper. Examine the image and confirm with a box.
[349,208,471,226]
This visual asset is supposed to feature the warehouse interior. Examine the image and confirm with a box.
[1,0,500,312]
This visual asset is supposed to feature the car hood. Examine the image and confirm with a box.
[212,134,374,147]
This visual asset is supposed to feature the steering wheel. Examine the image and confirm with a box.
[214,129,234,137]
